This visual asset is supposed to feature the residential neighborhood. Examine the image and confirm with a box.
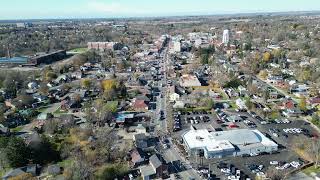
[0,2,320,180]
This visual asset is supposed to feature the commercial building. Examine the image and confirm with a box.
[0,57,29,64]
[182,128,278,159]
[87,42,124,51]
[28,50,67,65]
[222,29,230,44]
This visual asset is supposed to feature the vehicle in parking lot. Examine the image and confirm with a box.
[270,161,279,165]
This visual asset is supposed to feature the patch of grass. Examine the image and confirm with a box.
[303,165,320,175]
[58,159,73,168]
[10,126,23,132]
[69,48,88,54]
[54,107,67,115]
[0,167,10,177]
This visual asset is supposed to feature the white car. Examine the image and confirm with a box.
[273,133,279,137]
[221,168,230,174]
[258,165,264,170]
[290,161,301,168]
[250,152,258,156]
[261,121,268,125]
[282,163,291,169]
[270,161,279,165]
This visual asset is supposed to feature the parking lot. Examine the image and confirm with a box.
[171,108,319,179]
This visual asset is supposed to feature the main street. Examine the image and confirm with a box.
[155,39,202,179]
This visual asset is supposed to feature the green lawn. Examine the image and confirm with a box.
[69,48,88,54]
[303,165,320,175]
[54,107,68,115]
[10,126,23,132]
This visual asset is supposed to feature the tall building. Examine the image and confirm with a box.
[222,29,230,44]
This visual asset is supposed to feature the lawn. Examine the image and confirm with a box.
[10,126,23,132]
[303,165,320,175]
[54,107,68,115]
[68,48,88,54]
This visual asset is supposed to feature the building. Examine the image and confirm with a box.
[140,154,168,180]
[172,41,181,52]
[87,42,124,51]
[222,29,230,44]
[28,50,67,65]
[179,74,202,87]
[182,128,278,159]
[0,57,29,64]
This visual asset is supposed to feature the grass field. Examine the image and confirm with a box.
[303,165,320,175]
[68,48,88,54]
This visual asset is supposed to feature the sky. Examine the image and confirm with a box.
[0,0,320,20]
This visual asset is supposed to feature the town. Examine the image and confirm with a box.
[0,12,320,180]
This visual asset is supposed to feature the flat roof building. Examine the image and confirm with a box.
[182,128,278,159]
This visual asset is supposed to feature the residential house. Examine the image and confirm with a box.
[133,133,148,149]
[173,101,185,109]
[0,124,10,136]
[282,108,302,117]
[2,164,39,180]
[308,97,320,107]
[132,99,148,112]
[179,74,201,87]
[169,93,180,102]
[140,154,168,180]
[130,148,146,167]
[266,75,284,85]
[116,112,135,124]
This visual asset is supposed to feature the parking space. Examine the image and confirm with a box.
[188,149,306,180]
[170,108,320,180]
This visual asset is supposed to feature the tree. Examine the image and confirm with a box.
[299,96,307,112]
[8,173,36,180]
[101,79,116,92]
[263,52,271,62]
[4,137,30,168]
[38,83,49,96]
[258,70,268,80]
[266,167,284,180]
[81,79,91,89]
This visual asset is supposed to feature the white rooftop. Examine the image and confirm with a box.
[183,129,277,153]
[183,129,235,153]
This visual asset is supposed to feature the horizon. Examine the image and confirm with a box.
[1,0,320,20]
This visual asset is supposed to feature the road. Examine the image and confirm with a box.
[163,142,202,179]
[156,40,202,179]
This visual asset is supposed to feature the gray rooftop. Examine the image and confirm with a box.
[149,154,162,169]
[212,129,262,145]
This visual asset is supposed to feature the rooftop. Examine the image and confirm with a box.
[0,57,28,64]
[183,129,277,153]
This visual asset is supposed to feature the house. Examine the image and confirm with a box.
[282,108,302,117]
[132,99,148,112]
[130,148,146,167]
[133,133,148,149]
[140,154,168,180]
[0,124,10,136]
[290,84,309,97]
[266,75,283,85]
[282,99,295,110]
[116,113,135,124]
[27,82,39,89]
[173,101,185,109]
[2,164,39,180]
[169,93,180,102]
[308,97,320,107]
[47,164,62,176]
[236,99,247,111]
[179,74,201,87]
